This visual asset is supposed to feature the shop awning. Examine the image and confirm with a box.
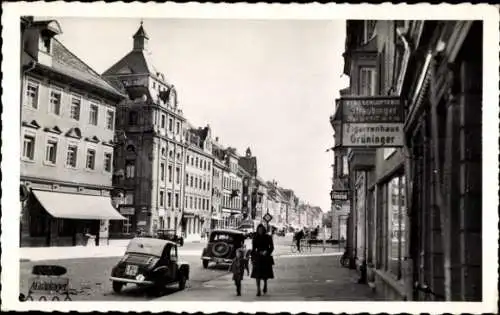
[33,190,126,220]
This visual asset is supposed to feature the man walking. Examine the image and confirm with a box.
[295,229,304,252]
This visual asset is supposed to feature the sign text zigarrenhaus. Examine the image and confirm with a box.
[339,96,404,147]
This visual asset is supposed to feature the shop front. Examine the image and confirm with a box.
[20,189,126,247]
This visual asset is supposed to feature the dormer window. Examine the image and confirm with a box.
[39,34,51,53]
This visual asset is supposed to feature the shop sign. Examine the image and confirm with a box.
[331,190,348,201]
[137,220,147,226]
[119,206,135,216]
[339,96,404,148]
[342,123,404,147]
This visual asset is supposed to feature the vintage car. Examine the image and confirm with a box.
[156,229,184,246]
[201,229,248,268]
[110,237,189,294]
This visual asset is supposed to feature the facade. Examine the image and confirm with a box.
[104,23,187,237]
[254,177,269,222]
[238,147,259,220]
[184,125,214,240]
[20,17,126,247]
[332,20,482,301]
[211,141,225,229]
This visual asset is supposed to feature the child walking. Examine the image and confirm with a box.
[229,248,250,296]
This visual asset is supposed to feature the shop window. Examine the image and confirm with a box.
[122,216,132,233]
[386,175,406,279]
[57,219,73,237]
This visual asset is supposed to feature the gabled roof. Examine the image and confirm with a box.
[102,50,162,79]
[49,39,125,98]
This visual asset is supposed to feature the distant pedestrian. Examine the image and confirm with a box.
[229,248,249,296]
[251,224,274,296]
[295,229,304,252]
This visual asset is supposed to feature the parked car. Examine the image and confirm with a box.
[237,221,256,238]
[156,229,184,246]
[110,237,189,295]
[201,229,248,268]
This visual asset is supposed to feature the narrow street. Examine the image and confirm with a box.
[19,235,354,301]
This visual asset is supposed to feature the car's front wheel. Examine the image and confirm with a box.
[202,260,209,269]
[178,274,186,290]
[112,281,124,293]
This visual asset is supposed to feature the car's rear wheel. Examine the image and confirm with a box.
[112,281,124,293]
[202,260,209,269]
[178,274,186,290]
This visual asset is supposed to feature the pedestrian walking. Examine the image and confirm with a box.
[295,229,304,252]
[251,224,274,296]
[229,248,250,296]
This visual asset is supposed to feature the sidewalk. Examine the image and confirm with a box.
[160,254,384,301]
[19,239,205,262]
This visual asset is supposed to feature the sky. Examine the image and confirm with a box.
[48,17,349,213]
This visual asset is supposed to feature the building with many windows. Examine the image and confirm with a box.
[184,125,214,240]
[331,20,482,301]
[104,22,187,236]
[20,17,127,247]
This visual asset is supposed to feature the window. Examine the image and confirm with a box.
[86,149,96,170]
[66,145,78,167]
[190,176,193,187]
[186,174,189,184]
[125,160,135,179]
[125,192,134,204]
[45,139,58,164]
[104,153,112,172]
[359,67,377,96]
[168,118,173,132]
[195,177,198,189]
[175,193,179,208]
[106,110,115,130]
[89,104,99,125]
[160,163,165,181]
[167,192,172,207]
[161,114,166,128]
[161,147,166,156]
[208,162,211,170]
[128,111,138,125]
[195,157,199,168]
[168,165,173,182]
[189,196,193,209]
[384,174,406,279]
[23,135,35,160]
[70,97,81,120]
[25,81,39,109]
[176,122,180,134]
[49,89,62,115]
[176,167,180,184]
[159,191,165,207]
[203,181,206,191]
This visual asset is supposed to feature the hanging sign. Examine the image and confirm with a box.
[339,96,404,148]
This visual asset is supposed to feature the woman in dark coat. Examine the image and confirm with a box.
[251,224,274,296]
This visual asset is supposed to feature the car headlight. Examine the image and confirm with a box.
[136,274,145,282]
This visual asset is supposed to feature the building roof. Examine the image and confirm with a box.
[102,24,167,84]
[239,156,257,176]
[47,38,125,98]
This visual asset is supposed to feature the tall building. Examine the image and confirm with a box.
[104,22,187,236]
[332,20,482,301]
[238,147,259,220]
[20,18,126,247]
[211,142,225,229]
[184,124,214,240]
